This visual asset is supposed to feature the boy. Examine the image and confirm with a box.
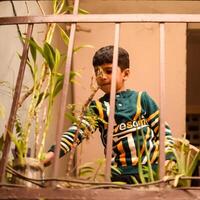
[44,45,174,183]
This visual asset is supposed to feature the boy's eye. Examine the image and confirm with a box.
[104,69,112,74]
[95,67,112,77]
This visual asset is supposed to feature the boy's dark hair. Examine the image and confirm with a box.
[92,45,130,70]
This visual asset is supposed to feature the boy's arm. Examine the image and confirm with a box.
[141,92,174,150]
[43,102,99,165]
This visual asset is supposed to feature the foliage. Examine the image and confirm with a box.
[0,81,8,158]
[0,134,4,159]
[64,85,102,176]
[0,103,5,119]
[135,128,157,184]
[66,102,107,140]
[77,158,105,182]
[6,0,91,165]
[166,137,200,187]
[131,128,199,186]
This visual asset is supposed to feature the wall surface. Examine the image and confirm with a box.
[0,2,53,134]
[80,0,200,14]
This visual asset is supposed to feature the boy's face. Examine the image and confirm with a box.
[94,64,129,94]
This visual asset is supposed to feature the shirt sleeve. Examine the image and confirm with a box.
[48,101,99,157]
[141,91,174,159]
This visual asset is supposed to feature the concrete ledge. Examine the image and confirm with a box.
[1,187,200,200]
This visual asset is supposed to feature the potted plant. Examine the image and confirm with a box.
[165,137,200,187]
[3,0,90,187]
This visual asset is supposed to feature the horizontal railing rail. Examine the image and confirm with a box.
[1,14,200,25]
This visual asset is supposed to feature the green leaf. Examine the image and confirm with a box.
[79,166,94,171]
[28,37,43,56]
[78,8,89,14]
[136,130,146,184]
[111,166,121,176]
[17,51,35,81]
[69,71,81,83]
[36,92,46,107]
[43,42,56,71]
[95,158,105,165]
[79,170,93,177]
[130,176,139,184]
[15,118,23,137]
[188,151,200,176]
[57,25,69,46]
[0,103,5,119]
[26,60,34,79]
[0,134,4,152]
[98,173,105,177]
[53,73,64,97]
[141,130,154,182]
[29,38,37,63]
[53,0,58,13]
[7,129,24,161]
[112,181,126,185]
[73,45,94,53]
[54,0,65,14]
[54,48,61,71]
[65,112,78,124]
[67,6,89,14]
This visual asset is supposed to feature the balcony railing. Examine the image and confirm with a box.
[0,0,200,198]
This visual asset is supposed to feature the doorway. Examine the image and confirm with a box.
[186,28,200,185]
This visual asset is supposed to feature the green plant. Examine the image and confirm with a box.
[135,128,200,187]
[6,0,91,166]
[134,126,157,184]
[0,103,5,119]
[77,158,105,182]
[64,85,106,176]
[168,137,200,187]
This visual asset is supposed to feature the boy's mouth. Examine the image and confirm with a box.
[100,83,110,87]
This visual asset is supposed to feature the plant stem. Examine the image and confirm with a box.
[66,87,99,176]
[36,66,51,160]
[141,130,154,182]
[10,0,24,46]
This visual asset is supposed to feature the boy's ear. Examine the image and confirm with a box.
[123,68,130,80]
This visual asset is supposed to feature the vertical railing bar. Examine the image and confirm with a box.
[105,23,120,182]
[52,0,79,181]
[158,22,166,180]
[72,0,80,15]
[0,23,34,182]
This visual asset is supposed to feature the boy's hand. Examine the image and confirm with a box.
[42,152,55,167]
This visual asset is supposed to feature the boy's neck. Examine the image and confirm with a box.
[106,87,127,95]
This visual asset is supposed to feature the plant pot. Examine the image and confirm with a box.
[12,157,44,188]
